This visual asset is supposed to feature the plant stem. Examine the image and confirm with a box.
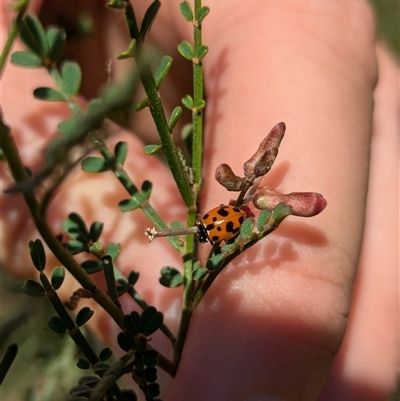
[192,0,205,194]
[0,0,29,76]
[1,118,124,327]
[123,1,194,207]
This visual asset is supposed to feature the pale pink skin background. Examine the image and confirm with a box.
[1,1,398,400]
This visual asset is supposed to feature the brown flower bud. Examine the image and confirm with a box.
[215,163,243,191]
[243,122,286,178]
[253,187,327,217]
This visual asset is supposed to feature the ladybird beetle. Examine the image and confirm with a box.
[196,204,246,245]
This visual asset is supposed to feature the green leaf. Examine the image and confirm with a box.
[77,358,91,369]
[192,267,208,280]
[194,45,208,61]
[257,208,271,231]
[206,253,225,270]
[89,222,103,242]
[143,349,159,367]
[132,97,149,112]
[154,55,173,88]
[117,39,137,59]
[61,61,82,97]
[140,0,161,40]
[240,218,254,240]
[123,313,140,335]
[81,260,103,274]
[272,203,292,227]
[10,51,43,67]
[106,0,124,9]
[46,27,66,63]
[51,266,65,290]
[181,95,193,109]
[63,213,90,239]
[118,198,141,212]
[179,1,193,21]
[143,366,157,382]
[107,242,121,262]
[159,267,183,288]
[19,15,48,57]
[69,385,91,398]
[47,316,67,333]
[81,156,110,173]
[99,348,112,361]
[140,306,163,336]
[168,107,182,131]
[194,99,206,111]
[33,87,65,101]
[117,332,130,352]
[22,279,45,297]
[65,240,87,255]
[85,98,106,129]
[57,115,81,136]
[141,180,152,200]
[114,141,128,165]
[144,144,162,155]
[196,6,210,23]
[93,362,111,376]
[147,382,160,397]
[79,376,101,387]
[29,239,46,271]
[242,233,259,250]
[76,307,94,326]
[128,271,140,286]
[177,41,193,60]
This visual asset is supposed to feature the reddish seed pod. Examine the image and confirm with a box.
[243,122,286,178]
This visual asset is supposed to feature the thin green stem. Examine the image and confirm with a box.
[89,132,181,250]
[192,0,205,194]
[172,0,208,363]
[123,1,194,207]
[0,0,29,76]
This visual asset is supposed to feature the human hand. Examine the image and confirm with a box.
[1,1,398,400]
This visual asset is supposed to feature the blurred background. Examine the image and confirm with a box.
[1,1,399,400]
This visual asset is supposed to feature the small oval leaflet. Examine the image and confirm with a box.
[114,141,128,165]
[47,27,66,63]
[177,41,193,61]
[181,95,194,110]
[78,375,100,387]
[51,266,65,290]
[61,61,82,98]
[34,87,65,102]
[29,239,46,271]
[76,306,94,327]
[99,347,113,361]
[69,385,91,398]
[81,157,109,173]
[77,358,91,369]
[47,316,67,334]
[140,306,163,336]
[159,266,183,288]
[10,51,43,68]
[179,1,194,22]
[22,279,45,297]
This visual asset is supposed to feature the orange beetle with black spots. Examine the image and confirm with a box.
[196,204,246,245]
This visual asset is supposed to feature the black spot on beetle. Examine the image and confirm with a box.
[225,221,235,233]
[217,207,230,217]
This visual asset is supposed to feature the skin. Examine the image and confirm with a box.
[1,1,398,400]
